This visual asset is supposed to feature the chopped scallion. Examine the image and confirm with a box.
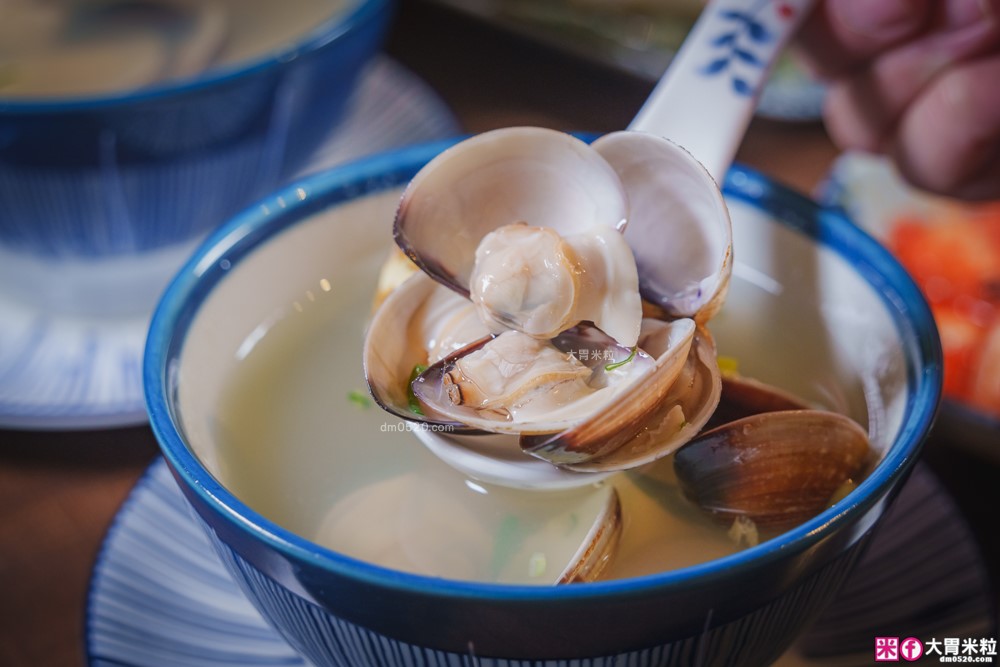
[604,346,638,372]
[407,364,428,416]
[347,390,372,409]
[528,552,547,578]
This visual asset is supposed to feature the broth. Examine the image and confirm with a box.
[193,191,896,587]
[213,261,763,585]
[1,0,350,97]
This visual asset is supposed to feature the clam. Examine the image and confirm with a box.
[362,0,849,552]
[365,127,732,484]
[674,376,874,531]
[315,464,623,585]
[523,321,722,471]
[366,126,876,511]
[591,131,732,323]
[411,320,693,437]
[364,271,491,431]
[705,374,813,430]
[394,128,644,346]
[558,485,624,584]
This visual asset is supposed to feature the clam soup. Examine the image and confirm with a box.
[175,184,904,586]
[1,0,351,97]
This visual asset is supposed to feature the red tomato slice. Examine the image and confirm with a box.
[888,217,1000,305]
[969,322,1000,418]
[934,305,987,400]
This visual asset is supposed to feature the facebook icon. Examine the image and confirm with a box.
[900,637,924,661]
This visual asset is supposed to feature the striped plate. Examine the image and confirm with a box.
[86,459,995,667]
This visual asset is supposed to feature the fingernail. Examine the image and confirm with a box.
[838,0,929,39]
[937,18,1000,60]
[902,20,999,90]
[943,0,999,28]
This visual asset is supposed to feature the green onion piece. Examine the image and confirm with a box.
[604,346,638,372]
[407,364,428,416]
[491,515,523,579]
[565,512,579,537]
[347,390,372,409]
[528,552,547,578]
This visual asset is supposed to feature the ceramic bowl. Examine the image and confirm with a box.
[0,0,391,317]
[145,138,941,667]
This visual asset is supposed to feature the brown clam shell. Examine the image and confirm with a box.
[706,374,811,430]
[673,409,872,531]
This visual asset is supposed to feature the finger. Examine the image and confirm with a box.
[890,53,1000,200]
[937,0,1000,28]
[822,18,1000,152]
[795,0,933,78]
[948,159,1000,201]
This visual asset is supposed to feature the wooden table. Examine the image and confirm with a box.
[2,2,997,665]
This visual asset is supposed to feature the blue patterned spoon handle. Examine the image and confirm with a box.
[629,0,817,182]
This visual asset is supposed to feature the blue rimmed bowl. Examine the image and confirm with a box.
[145,138,941,667]
[0,0,391,316]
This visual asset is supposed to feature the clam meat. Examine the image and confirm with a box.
[469,222,642,346]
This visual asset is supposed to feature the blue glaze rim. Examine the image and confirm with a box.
[0,0,390,112]
[144,137,942,605]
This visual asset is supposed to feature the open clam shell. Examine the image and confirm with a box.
[523,322,722,471]
[558,486,623,584]
[412,320,695,437]
[363,272,491,432]
[592,131,733,323]
[394,127,629,297]
[316,459,622,584]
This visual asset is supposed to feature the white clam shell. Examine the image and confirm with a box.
[363,272,490,431]
[414,431,615,491]
[394,127,628,293]
[593,131,733,322]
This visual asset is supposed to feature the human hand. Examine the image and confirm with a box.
[796,0,1000,200]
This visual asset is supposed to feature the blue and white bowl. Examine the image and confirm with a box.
[0,0,391,316]
[145,138,941,667]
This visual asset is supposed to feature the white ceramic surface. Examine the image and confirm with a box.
[0,57,458,431]
[415,430,615,491]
